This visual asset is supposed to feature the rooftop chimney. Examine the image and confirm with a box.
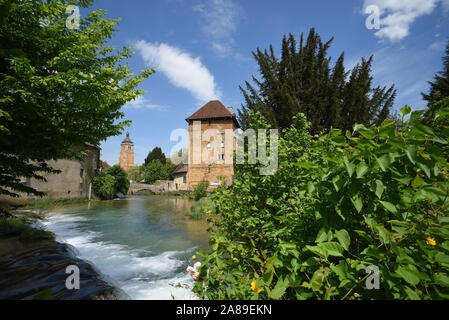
[227,107,233,114]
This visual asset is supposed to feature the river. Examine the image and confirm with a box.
[40,195,210,300]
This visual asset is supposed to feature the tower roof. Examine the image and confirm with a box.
[186,100,240,128]
[121,132,133,144]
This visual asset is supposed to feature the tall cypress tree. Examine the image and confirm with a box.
[238,28,396,134]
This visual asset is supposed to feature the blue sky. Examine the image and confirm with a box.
[83,0,449,166]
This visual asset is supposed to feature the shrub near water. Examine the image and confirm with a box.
[194,107,449,300]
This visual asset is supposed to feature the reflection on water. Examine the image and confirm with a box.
[41,195,210,300]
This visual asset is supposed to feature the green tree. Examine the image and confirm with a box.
[92,174,116,200]
[104,165,129,195]
[238,28,396,134]
[422,38,449,106]
[0,0,153,197]
[144,147,166,166]
[422,39,449,136]
[143,160,170,184]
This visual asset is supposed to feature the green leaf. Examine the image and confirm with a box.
[380,201,397,213]
[434,273,449,287]
[343,156,355,177]
[305,245,328,258]
[356,162,369,179]
[406,145,417,165]
[403,286,421,300]
[435,253,449,267]
[315,227,330,243]
[351,194,363,213]
[411,175,425,189]
[395,266,420,286]
[376,155,391,171]
[401,105,412,116]
[332,175,345,192]
[417,161,431,178]
[373,179,385,199]
[335,229,350,251]
[318,242,344,257]
[269,278,288,299]
[307,181,315,194]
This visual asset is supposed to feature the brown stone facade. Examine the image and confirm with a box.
[119,132,134,172]
[186,101,239,190]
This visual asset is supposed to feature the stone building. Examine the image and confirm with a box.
[185,100,239,190]
[119,132,134,172]
[17,143,100,200]
[172,163,188,191]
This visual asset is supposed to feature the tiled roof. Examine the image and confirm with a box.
[85,142,101,150]
[172,163,188,175]
[186,100,240,127]
[121,132,133,144]
[101,161,110,169]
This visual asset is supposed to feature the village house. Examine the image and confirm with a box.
[16,143,100,200]
[174,100,239,190]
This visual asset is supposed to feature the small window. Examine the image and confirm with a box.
[183,176,186,184]
[80,168,84,184]
[218,154,224,160]
[207,143,211,149]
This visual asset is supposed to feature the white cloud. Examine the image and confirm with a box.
[193,0,241,57]
[134,41,221,103]
[123,95,167,111]
[429,40,446,50]
[363,0,444,42]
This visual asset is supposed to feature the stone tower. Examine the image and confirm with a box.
[186,100,239,190]
[119,132,134,172]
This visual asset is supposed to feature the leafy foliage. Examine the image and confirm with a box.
[238,28,396,134]
[92,174,116,200]
[194,107,449,300]
[103,165,129,195]
[0,0,153,197]
[144,147,166,166]
[143,159,170,184]
[192,180,209,201]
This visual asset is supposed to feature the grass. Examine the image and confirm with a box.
[187,196,216,220]
[22,197,96,211]
[0,215,54,240]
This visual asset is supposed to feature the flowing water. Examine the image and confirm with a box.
[40,195,210,300]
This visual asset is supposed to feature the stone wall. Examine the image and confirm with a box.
[17,145,99,200]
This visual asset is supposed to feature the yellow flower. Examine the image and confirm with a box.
[192,255,196,260]
[354,293,360,298]
[426,237,436,246]
[250,280,262,293]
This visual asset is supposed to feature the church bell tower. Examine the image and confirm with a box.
[119,132,134,172]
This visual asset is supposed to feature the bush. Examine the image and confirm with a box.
[194,107,449,300]
[192,180,209,201]
[188,197,216,219]
[92,174,116,200]
[104,165,130,195]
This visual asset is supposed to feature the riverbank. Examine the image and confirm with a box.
[0,199,127,300]
[0,234,128,299]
